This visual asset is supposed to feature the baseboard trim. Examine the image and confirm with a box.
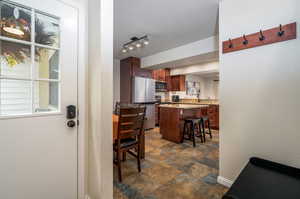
[217,176,233,188]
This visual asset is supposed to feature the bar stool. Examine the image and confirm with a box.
[200,116,212,142]
[183,118,204,147]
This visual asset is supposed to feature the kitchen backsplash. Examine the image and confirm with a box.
[156,91,218,102]
[156,74,219,102]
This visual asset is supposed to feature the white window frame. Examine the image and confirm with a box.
[0,0,62,119]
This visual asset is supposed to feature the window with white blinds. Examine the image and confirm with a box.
[0,0,60,117]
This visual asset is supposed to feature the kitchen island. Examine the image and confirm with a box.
[159,104,209,143]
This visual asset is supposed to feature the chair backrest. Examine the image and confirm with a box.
[114,102,120,115]
[114,102,138,115]
[117,105,146,141]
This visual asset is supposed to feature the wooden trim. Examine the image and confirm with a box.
[223,22,297,54]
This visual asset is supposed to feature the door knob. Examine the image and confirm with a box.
[67,120,76,128]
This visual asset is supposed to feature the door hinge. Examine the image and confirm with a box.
[77,119,80,126]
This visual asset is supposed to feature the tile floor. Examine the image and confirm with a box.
[113,128,228,199]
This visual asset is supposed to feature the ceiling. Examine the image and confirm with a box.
[114,0,220,60]
[146,51,219,70]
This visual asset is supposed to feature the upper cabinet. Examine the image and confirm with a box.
[131,58,152,78]
[152,69,185,91]
[152,69,169,82]
[152,68,172,91]
[170,75,185,91]
[120,57,152,103]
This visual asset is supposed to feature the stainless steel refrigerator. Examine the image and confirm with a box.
[132,76,156,130]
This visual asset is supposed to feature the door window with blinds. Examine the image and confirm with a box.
[0,0,60,117]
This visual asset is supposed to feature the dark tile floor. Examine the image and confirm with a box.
[113,128,228,199]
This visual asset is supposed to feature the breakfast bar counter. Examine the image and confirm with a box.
[159,104,209,143]
[159,104,209,109]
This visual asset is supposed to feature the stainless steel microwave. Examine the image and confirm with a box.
[155,81,167,92]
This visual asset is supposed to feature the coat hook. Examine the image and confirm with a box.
[259,30,265,41]
[278,24,285,37]
[228,38,233,48]
[243,34,248,45]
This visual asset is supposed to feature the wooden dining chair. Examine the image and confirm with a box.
[113,105,146,182]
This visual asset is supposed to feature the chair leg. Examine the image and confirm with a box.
[117,150,122,182]
[192,123,196,147]
[137,145,141,172]
[189,123,193,140]
[207,119,212,139]
[198,121,203,143]
[201,119,206,143]
[122,151,127,161]
[182,122,187,143]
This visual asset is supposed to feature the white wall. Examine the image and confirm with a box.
[113,59,120,107]
[141,36,218,68]
[169,74,219,100]
[170,61,219,76]
[219,0,300,184]
[201,77,219,99]
[167,62,219,100]
[88,0,113,199]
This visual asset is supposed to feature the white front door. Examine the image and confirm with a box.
[0,0,78,198]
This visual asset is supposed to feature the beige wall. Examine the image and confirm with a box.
[219,0,300,184]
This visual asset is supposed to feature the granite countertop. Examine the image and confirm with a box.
[159,104,209,109]
[171,102,219,105]
[158,102,219,105]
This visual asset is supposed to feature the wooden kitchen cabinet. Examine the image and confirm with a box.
[160,106,208,143]
[155,104,160,126]
[152,68,172,92]
[152,69,170,82]
[120,57,152,103]
[152,69,163,81]
[170,75,186,91]
[208,105,219,130]
[131,59,152,78]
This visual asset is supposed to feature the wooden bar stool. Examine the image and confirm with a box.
[183,118,204,147]
[200,116,212,142]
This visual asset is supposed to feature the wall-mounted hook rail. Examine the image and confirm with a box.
[222,22,296,54]
[228,39,233,48]
[259,30,265,41]
[278,24,285,37]
[243,35,248,45]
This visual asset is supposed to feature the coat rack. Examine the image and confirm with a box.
[222,22,297,54]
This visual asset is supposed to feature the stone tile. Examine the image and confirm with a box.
[114,128,228,199]
[142,162,182,185]
[196,157,219,170]
[202,173,218,185]
[187,162,218,180]
[113,187,129,199]
[121,173,161,196]
[151,179,212,199]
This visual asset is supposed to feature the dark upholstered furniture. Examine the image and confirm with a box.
[222,157,300,199]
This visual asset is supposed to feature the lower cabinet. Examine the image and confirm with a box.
[155,104,160,126]
[208,105,219,130]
